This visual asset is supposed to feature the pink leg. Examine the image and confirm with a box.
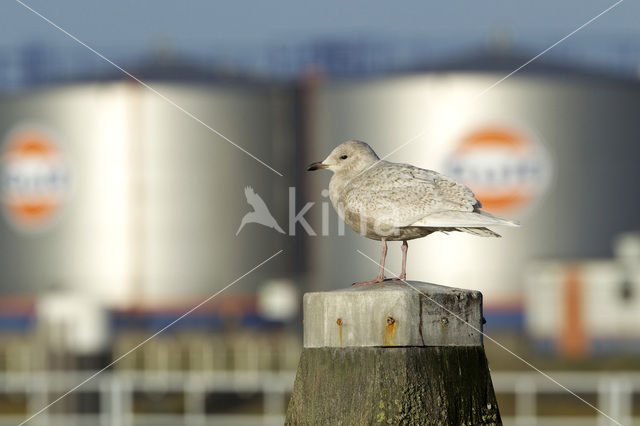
[377,239,388,280]
[353,239,387,287]
[391,240,408,281]
[400,240,408,280]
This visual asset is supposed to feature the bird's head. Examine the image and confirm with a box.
[307,140,380,177]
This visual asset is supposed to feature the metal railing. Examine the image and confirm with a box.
[0,371,294,426]
[0,370,637,425]
[492,371,637,426]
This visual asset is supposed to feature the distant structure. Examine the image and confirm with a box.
[1,36,640,91]
[526,231,640,357]
[0,67,297,304]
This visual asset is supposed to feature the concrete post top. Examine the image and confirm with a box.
[303,281,483,348]
[331,280,481,297]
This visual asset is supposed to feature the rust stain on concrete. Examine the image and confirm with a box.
[383,316,396,346]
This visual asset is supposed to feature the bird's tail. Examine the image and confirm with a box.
[475,210,520,227]
[235,215,249,236]
[456,227,502,237]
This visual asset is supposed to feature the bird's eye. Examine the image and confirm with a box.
[340,154,348,160]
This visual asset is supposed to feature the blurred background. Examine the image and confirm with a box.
[1,0,640,425]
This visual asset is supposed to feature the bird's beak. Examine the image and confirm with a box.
[307,162,328,171]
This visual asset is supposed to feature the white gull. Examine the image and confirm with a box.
[308,140,519,286]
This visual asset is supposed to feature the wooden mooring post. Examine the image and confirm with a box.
[286,281,501,425]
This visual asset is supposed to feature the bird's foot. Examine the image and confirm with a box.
[352,277,386,287]
[390,274,406,282]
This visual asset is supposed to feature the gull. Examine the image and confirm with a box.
[236,186,285,236]
[307,140,519,286]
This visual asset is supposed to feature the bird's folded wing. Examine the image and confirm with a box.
[345,164,482,227]
[409,210,520,228]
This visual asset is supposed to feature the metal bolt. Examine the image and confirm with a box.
[440,317,449,325]
[386,316,395,325]
[336,318,343,326]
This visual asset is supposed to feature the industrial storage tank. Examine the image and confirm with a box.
[0,76,298,307]
[303,54,640,306]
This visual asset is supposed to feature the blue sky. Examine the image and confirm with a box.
[0,0,638,82]
[3,1,636,50]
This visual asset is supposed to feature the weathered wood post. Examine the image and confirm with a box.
[286,281,501,425]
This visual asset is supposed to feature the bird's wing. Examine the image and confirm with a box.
[245,186,270,212]
[343,163,482,227]
[244,186,255,200]
[404,165,479,209]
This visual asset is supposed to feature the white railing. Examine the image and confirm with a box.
[492,371,638,426]
[1,371,295,426]
[0,370,637,425]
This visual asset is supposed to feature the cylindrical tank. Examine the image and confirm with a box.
[0,79,297,306]
[304,62,640,304]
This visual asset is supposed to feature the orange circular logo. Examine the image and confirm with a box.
[445,126,551,214]
[1,126,71,232]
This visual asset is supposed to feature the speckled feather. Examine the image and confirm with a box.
[342,162,480,227]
